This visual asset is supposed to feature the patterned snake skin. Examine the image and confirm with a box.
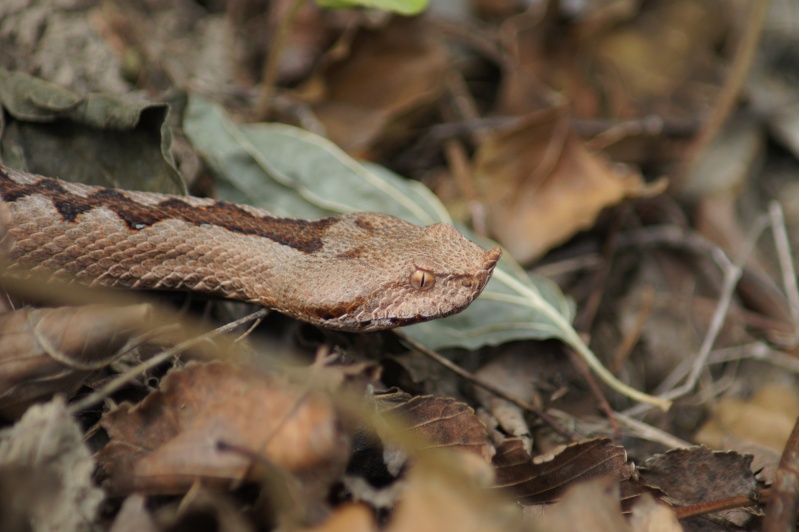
[0,165,501,331]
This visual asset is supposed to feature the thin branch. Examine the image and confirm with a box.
[254,0,306,120]
[763,416,799,531]
[769,201,799,327]
[613,412,692,450]
[396,332,575,440]
[67,308,270,414]
[670,215,769,397]
[676,0,769,182]
[622,216,770,418]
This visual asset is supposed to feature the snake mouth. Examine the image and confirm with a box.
[482,247,502,274]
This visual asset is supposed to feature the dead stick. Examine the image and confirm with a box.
[763,417,799,532]
[67,308,270,414]
[397,331,575,440]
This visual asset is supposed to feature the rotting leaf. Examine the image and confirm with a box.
[96,361,349,495]
[493,437,633,505]
[0,69,184,194]
[375,392,494,462]
[0,304,152,419]
[638,446,758,508]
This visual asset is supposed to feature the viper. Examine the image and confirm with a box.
[0,164,501,332]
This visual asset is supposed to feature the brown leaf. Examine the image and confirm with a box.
[96,361,348,495]
[498,1,728,122]
[639,446,757,507]
[695,385,799,456]
[524,477,631,531]
[472,108,665,263]
[109,495,157,532]
[377,392,494,462]
[0,304,152,418]
[301,503,377,532]
[493,437,633,504]
[307,18,447,158]
[386,457,522,532]
[628,493,682,532]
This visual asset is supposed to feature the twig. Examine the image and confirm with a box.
[567,347,620,438]
[611,284,654,373]
[612,412,691,450]
[622,216,770,417]
[396,332,575,440]
[492,267,671,410]
[763,417,799,531]
[674,493,762,520]
[769,201,799,327]
[668,215,769,397]
[67,308,270,414]
[676,0,768,183]
[254,0,306,120]
[576,210,623,331]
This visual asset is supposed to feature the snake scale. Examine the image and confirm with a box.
[0,164,501,332]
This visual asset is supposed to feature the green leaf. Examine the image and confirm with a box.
[315,0,428,16]
[183,95,576,351]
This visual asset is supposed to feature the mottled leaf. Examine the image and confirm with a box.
[639,446,758,506]
[0,69,184,194]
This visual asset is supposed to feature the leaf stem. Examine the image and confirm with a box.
[493,268,671,410]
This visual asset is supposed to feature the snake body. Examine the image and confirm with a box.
[0,165,501,332]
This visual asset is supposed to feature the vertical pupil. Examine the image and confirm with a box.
[420,273,426,287]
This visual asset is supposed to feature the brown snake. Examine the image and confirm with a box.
[0,164,501,332]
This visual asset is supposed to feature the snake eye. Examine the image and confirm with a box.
[410,270,435,291]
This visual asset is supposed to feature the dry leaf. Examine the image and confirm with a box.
[695,385,799,454]
[493,437,633,504]
[97,361,348,495]
[0,397,104,531]
[526,477,631,531]
[628,493,683,532]
[301,503,377,532]
[386,457,522,532]
[0,304,152,418]
[639,446,757,507]
[109,495,158,532]
[308,18,447,158]
[376,392,494,462]
[472,108,664,263]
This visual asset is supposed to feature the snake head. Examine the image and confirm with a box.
[299,216,502,332]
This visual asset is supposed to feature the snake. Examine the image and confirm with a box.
[0,164,501,332]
